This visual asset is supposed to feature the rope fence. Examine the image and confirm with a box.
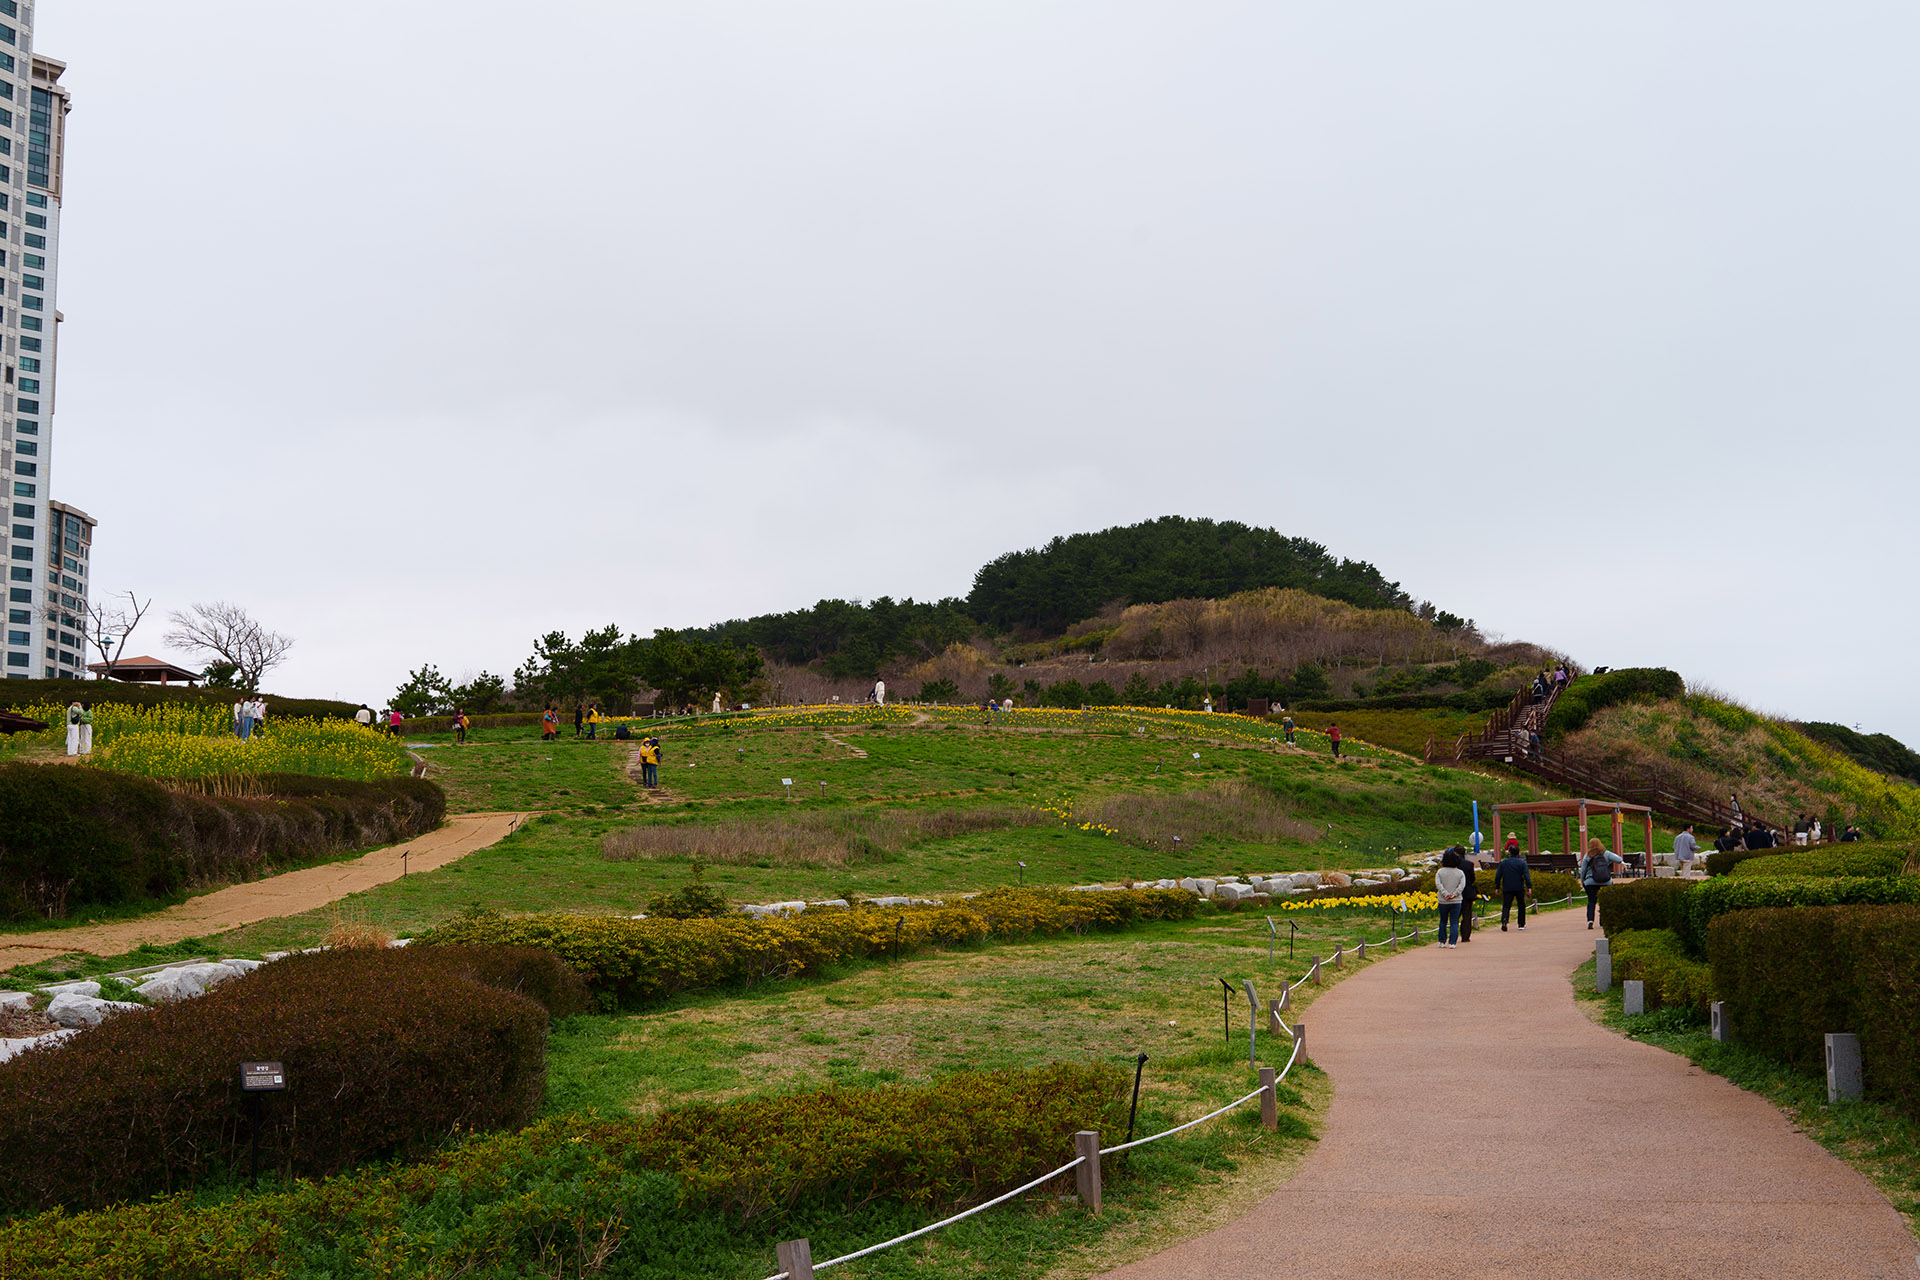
[761,889,1583,1278]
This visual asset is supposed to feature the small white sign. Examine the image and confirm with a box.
[1192,752,1201,760]
[782,778,794,786]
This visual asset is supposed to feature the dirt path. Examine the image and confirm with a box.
[1101,906,1917,1280]
[0,811,532,966]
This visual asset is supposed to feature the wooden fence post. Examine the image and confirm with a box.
[776,1239,815,1280]
[1294,1022,1308,1063]
[1266,997,1284,1033]
[1310,958,1322,985]
[1259,1066,1278,1132]
[1332,944,1344,969]
[1357,940,1367,961]
[1074,1130,1103,1213]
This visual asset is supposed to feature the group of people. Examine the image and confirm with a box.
[354,705,410,737]
[63,700,94,756]
[1529,664,1571,704]
[232,696,269,742]
[1431,839,1540,947]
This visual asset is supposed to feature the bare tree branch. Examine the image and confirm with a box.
[84,591,153,676]
[164,601,295,691]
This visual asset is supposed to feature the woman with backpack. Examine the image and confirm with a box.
[1580,837,1625,930]
[1434,849,1467,949]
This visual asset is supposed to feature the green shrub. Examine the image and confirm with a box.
[419,887,1196,1007]
[1706,904,1920,1118]
[1290,687,1515,714]
[1597,878,1692,937]
[0,1065,1125,1279]
[1543,668,1686,740]
[0,767,444,921]
[1680,875,1920,955]
[0,678,359,721]
[1704,847,1779,876]
[1727,846,1911,879]
[0,946,557,1214]
[1609,928,1714,1013]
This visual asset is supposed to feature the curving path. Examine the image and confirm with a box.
[0,811,532,966]
[1102,905,1917,1280]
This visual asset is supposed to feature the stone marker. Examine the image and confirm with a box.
[1710,1001,1729,1042]
[1623,980,1645,1016]
[1595,938,1611,994]
[1825,1033,1862,1103]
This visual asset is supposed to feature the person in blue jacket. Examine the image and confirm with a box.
[1494,838,1533,931]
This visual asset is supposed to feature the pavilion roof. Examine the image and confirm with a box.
[1493,798,1653,817]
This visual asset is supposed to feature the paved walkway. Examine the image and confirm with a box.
[0,811,531,966]
[1103,906,1917,1280]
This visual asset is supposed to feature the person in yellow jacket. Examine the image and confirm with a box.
[587,705,601,739]
[637,737,660,788]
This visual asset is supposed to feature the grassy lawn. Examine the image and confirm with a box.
[1574,958,1920,1239]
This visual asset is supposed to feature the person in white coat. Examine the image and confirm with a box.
[64,700,82,756]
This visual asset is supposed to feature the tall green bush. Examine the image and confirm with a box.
[1597,879,1692,937]
[1727,846,1911,879]
[1543,668,1685,740]
[1609,929,1715,1013]
[1678,875,1920,956]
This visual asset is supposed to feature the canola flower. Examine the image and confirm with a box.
[1278,891,1439,914]
[87,717,412,783]
[2,700,234,753]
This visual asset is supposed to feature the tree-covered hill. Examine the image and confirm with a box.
[967,516,1419,634]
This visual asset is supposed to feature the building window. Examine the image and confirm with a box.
[4,587,23,602]
[42,648,53,660]
[15,420,34,434]
[21,256,38,272]
[18,355,37,370]
[10,482,31,497]
[58,630,74,646]
[6,566,26,581]
[4,629,22,644]
[9,545,28,560]
[4,653,24,667]
[15,440,33,455]
[7,524,25,538]
[16,378,35,393]
[5,609,21,623]
[20,316,39,331]
[20,274,39,289]
[0,3,16,19]
[0,25,15,46]
[61,574,76,589]
[18,336,37,351]
[23,213,41,229]
[15,399,35,413]
[22,234,41,249]
[20,296,40,310]
[8,504,27,518]
[11,461,31,476]
[63,537,77,552]
[63,556,77,571]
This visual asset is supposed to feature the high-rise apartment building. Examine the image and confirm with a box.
[0,9,83,680]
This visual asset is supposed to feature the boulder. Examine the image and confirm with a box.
[1325,872,1353,887]
[0,1029,77,1064]
[868,896,911,908]
[40,980,100,1000]
[1196,878,1218,897]
[133,962,249,1003]
[809,899,851,910]
[0,991,32,1010]
[1178,878,1200,893]
[45,992,142,1029]
[1289,873,1323,889]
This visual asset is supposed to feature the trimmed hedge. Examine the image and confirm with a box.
[0,678,359,721]
[1704,847,1779,877]
[1543,668,1685,740]
[0,767,445,921]
[1727,846,1911,879]
[1678,875,1920,956]
[0,946,569,1213]
[1608,928,1714,1014]
[1707,905,1920,1116]
[1597,878,1693,937]
[419,887,1198,1008]
[0,1064,1125,1279]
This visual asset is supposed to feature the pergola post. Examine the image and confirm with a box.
[1526,813,1540,856]
[1578,801,1589,863]
[1645,812,1655,872]
[1612,808,1624,872]
[1563,817,1571,854]
[1489,811,1500,858]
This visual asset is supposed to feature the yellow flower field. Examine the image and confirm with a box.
[90,717,412,782]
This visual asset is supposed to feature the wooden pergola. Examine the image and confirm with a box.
[1491,798,1654,872]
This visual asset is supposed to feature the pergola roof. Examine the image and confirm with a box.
[1494,798,1652,817]
[87,655,202,683]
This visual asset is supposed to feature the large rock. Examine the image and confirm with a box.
[1325,872,1353,887]
[1215,883,1250,901]
[41,980,101,1000]
[45,992,142,1029]
[867,896,911,908]
[1178,878,1200,894]
[1289,873,1323,889]
[1196,878,1218,897]
[0,1029,77,1064]
[133,962,250,1003]
[0,991,32,1010]
[808,899,851,910]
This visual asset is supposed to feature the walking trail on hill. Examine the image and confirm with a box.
[1101,905,1917,1280]
[0,811,532,967]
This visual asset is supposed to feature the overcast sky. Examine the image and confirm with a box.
[37,2,1920,743]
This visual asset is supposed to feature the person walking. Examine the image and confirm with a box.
[1281,714,1295,745]
[587,704,601,739]
[1328,723,1342,760]
[1673,823,1699,871]
[1495,841,1532,931]
[77,701,94,755]
[232,698,245,738]
[355,703,373,728]
[574,704,585,739]
[454,709,469,745]
[541,703,560,742]
[1580,837,1625,929]
[1728,794,1743,826]
[387,707,404,737]
[1457,846,1480,942]
[238,697,255,743]
[64,700,83,756]
[251,696,268,738]
[1435,849,1467,949]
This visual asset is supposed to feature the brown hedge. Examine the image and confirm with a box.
[0,945,564,1214]
[0,766,445,921]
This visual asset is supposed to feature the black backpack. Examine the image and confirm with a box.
[1584,854,1612,886]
